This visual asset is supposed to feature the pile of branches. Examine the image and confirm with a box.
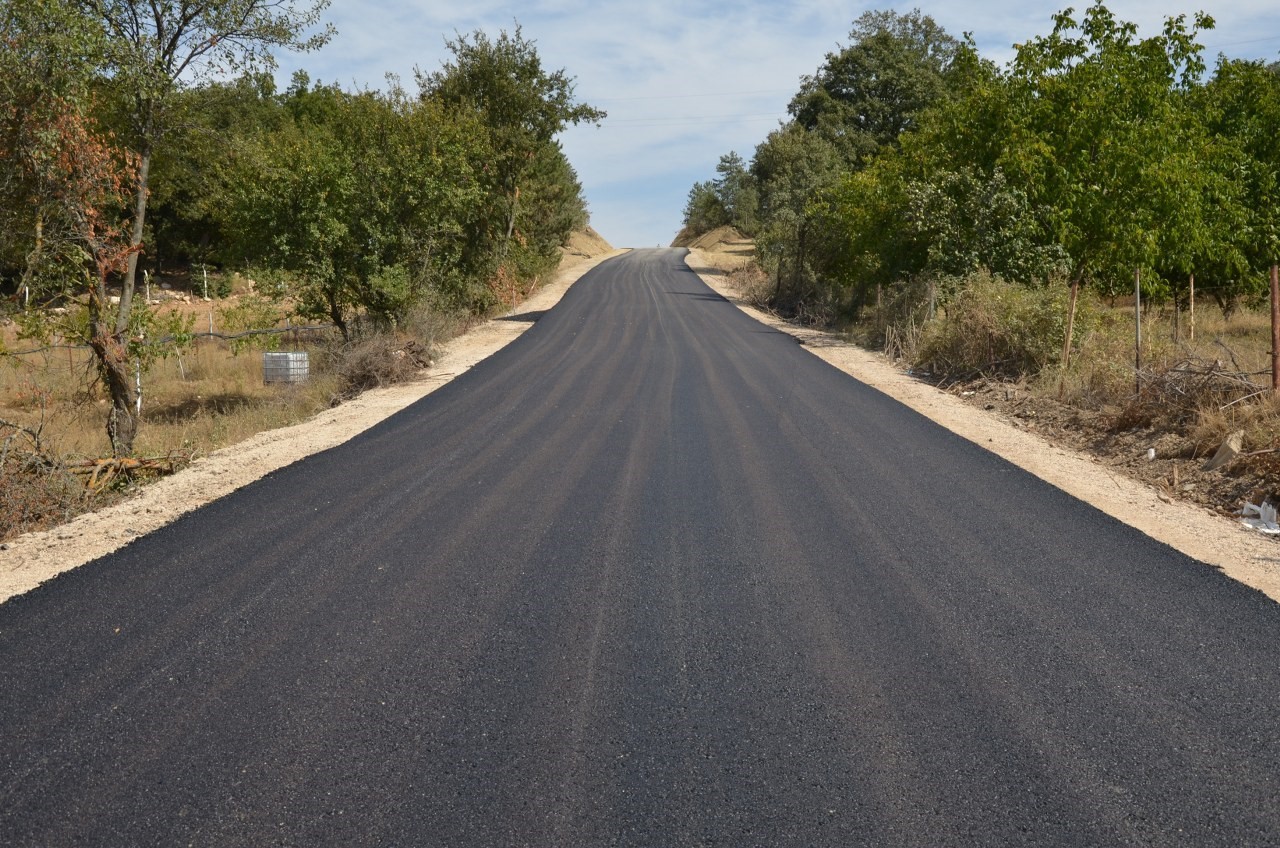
[1138,354,1268,423]
[65,452,193,494]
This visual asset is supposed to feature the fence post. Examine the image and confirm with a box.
[1189,273,1195,343]
[1135,268,1142,397]
[1271,264,1279,394]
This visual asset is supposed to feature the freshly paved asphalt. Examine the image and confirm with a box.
[3,249,1280,846]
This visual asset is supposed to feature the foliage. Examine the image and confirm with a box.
[789,9,961,166]
[420,25,603,290]
[679,152,758,239]
[224,80,491,336]
[916,272,1087,378]
[682,181,728,237]
[218,293,285,353]
[683,2,1274,339]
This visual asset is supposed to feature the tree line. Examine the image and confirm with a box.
[682,3,1280,354]
[0,0,602,455]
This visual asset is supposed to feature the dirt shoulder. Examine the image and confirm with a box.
[685,249,1280,605]
[0,248,628,604]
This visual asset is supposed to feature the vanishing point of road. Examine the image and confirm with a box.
[3,249,1280,846]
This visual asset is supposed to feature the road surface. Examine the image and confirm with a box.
[3,249,1280,846]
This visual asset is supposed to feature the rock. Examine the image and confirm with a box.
[1203,430,1244,472]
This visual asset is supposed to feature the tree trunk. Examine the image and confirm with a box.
[1061,276,1082,368]
[20,210,44,294]
[117,145,152,335]
[327,289,349,343]
[505,185,520,243]
[88,282,138,457]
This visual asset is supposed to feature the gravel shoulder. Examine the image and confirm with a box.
[685,248,1280,605]
[0,249,627,603]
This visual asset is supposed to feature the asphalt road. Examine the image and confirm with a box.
[3,248,1280,846]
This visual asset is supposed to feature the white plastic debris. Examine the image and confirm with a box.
[1146,448,1156,461]
[1240,502,1280,535]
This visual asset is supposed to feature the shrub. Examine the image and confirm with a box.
[331,334,433,402]
[915,272,1085,378]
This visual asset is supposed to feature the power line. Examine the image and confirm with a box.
[590,88,795,103]
[601,112,787,127]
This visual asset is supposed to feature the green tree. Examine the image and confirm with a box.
[680,180,728,237]
[420,25,604,281]
[1006,2,1217,362]
[0,0,167,455]
[714,151,758,234]
[1195,57,1280,301]
[749,123,842,311]
[226,81,489,337]
[789,9,961,166]
[77,0,331,449]
[146,72,288,273]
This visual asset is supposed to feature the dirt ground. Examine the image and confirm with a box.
[5,238,1279,608]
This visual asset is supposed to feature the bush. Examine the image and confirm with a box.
[331,334,433,402]
[0,447,85,541]
[916,272,1085,378]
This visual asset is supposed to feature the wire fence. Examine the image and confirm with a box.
[0,324,335,359]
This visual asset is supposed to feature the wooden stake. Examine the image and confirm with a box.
[1135,268,1142,397]
[1062,279,1081,368]
[1271,264,1279,394]
[1189,273,1195,343]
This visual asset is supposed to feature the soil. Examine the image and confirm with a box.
[940,378,1280,517]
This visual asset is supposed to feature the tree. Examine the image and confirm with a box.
[1006,2,1218,363]
[74,0,330,450]
[146,71,288,273]
[1196,57,1280,297]
[226,80,490,337]
[749,123,842,311]
[680,181,727,237]
[0,0,163,455]
[713,151,758,234]
[421,25,604,280]
[789,9,960,167]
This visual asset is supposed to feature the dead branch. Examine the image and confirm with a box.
[64,452,192,493]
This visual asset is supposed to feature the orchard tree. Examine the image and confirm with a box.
[1007,2,1218,363]
[0,0,108,291]
[1197,57,1280,292]
[0,0,159,455]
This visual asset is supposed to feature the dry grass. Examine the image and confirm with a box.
[847,273,1280,484]
[1047,301,1279,455]
[0,336,339,461]
[1,285,471,541]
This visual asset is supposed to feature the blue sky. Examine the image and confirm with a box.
[273,1,1280,248]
